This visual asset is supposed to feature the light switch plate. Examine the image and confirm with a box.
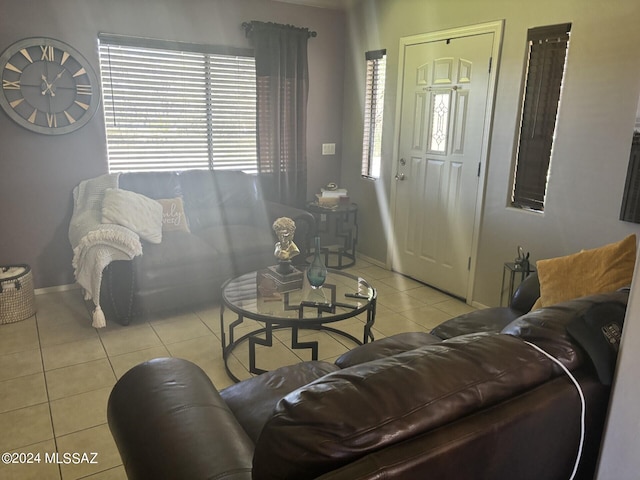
[322,143,336,155]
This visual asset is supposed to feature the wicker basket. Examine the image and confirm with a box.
[0,265,36,324]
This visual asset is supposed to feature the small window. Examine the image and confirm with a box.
[361,49,386,179]
[98,34,257,173]
[511,23,571,211]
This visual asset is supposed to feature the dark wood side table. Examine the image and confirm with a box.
[306,202,358,269]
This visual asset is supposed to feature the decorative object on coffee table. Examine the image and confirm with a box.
[307,236,328,288]
[267,217,304,292]
[272,217,300,274]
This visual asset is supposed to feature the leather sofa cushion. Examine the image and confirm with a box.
[252,333,557,480]
[220,361,340,443]
[430,306,522,340]
[502,290,629,370]
[197,225,275,276]
[335,332,440,368]
[198,225,275,258]
[134,231,231,290]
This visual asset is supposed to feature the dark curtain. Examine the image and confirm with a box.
[246,21,310,208]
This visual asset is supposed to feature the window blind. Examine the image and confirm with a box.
[98,35,257,173]
[361,49,386,179]
[512,23,571,211]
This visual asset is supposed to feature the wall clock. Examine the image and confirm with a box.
[0,37,100,135]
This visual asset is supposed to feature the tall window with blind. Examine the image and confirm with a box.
[361,49,386,179]
[511,24,571,211]
[98,34,257,173]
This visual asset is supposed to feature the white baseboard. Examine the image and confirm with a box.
[470,300,489,310]
[355,252,388,269]
[356,251,489,308]
[35,283,81,295]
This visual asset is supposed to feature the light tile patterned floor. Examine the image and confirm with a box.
[0,260,473,479]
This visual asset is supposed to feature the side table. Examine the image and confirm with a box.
[306,202,358,269]
[500,262,535,307]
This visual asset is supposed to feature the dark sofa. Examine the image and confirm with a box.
[107,287,627,480]
[430,271,541,339]
[98,169,315,325]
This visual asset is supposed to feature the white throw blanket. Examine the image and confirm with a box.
[69,173,142,327]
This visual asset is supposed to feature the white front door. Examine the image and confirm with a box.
[392,32,494,299]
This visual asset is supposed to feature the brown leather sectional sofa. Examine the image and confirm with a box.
[98,169,315,325]
[107,283,627,479]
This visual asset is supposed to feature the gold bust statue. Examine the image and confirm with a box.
[273,217,300,262]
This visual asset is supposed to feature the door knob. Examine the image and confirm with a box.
[396,158,406,180]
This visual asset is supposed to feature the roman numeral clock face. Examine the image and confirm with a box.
[0,37,100,135]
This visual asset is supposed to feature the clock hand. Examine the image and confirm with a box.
[41,71,65,97]
[41,74,56,97]
[50,70,64,86]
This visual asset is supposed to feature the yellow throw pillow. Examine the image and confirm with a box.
[536,234,637,307]
[156,197,190,233]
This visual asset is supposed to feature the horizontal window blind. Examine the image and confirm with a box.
[98,36,257,173]
[361,49,386,179]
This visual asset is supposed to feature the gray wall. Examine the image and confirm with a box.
[341,0,640,307]
[0,0,346,288]
[597,249,640,478]
[340,2,640,475]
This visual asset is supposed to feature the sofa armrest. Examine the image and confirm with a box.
[510,272,540,314]
[107,358,253,480]
[100,260,135,326]
[265,201,316,257]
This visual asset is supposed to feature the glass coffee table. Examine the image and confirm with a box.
[220,268,376,382]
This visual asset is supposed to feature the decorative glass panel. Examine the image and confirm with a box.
[428,91,450,153]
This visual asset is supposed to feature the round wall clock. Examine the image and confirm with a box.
[0,37,100,135]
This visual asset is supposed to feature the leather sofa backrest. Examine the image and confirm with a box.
[502,290,629,370]
[252,333,558,480]
[178,169,269,231]
[118,169,273,232]
[118,171,182,199]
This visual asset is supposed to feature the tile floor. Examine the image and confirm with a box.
[0,260,474,480]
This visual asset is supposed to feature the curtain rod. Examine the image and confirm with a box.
[241,21,317,38]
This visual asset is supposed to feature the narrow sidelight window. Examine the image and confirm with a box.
[511,23,571,211]
[361,49,386,179]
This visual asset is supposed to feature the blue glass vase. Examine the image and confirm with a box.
[307,236,327,288]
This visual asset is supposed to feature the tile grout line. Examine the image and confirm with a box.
[34,311,64,480]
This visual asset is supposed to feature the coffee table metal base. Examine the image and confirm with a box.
[221,307,375,383]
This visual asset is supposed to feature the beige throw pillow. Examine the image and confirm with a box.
[156,197,190,233]
[101,188,163,244]
[535,234,637,308]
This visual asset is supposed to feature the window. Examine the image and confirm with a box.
[361,49,386,179]
[511,23,571,211]
[98,34,257,173]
